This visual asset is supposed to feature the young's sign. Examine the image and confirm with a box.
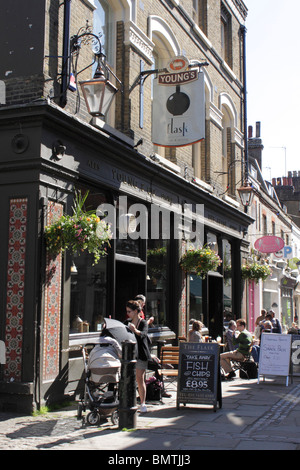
[152,60,205,148]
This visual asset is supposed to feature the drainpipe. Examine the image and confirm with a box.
[60,0,72,107]
[241,25,248,184]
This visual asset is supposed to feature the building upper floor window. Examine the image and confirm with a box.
[94,0,115,67]
[93,0,117,124]
[262,214,267,235]
[193,0,208,36]
[221,3,232,68]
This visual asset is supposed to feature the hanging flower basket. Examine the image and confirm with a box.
[241,263,271,284]
[180,246,222,279]
[44,191,112,264]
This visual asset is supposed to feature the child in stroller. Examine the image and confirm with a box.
[77,331,122,426]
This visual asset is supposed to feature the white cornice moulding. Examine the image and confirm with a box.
[82,0,96,10]
[233,127,244,148]
[192,177,214,193]
[221,60,237,81]
[124,21,154,64]
[223,194,240,208]
[192,23,213,49]
[150,153,181,174]
[209,103,223,129]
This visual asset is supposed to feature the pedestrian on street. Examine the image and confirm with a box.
[269,310,282,334]
[125,300,151,413]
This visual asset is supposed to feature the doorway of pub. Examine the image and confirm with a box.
[115,260,146,322]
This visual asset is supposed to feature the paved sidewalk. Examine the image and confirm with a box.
[1,375,300,451]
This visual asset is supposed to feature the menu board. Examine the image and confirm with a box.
[177,342,221,411]
[291,335,300,376]
[258,333,292,383]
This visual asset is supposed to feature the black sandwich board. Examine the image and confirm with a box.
[177,342,222,411]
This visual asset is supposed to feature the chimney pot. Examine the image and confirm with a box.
[256,122,261,138]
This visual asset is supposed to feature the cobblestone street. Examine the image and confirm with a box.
[1,377,300,452]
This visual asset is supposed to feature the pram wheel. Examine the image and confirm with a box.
[111,409,119,426]
[86,410,101,426]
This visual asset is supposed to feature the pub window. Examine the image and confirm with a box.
[189,273,204,328]
[70,188,109,335]
[222,239,232,320]
[146,239,169,326]
[115,197,144,259]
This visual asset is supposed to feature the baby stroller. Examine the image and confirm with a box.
[77,318,135,426]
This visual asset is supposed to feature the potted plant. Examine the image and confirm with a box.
[241,263,271,284]
[180,245,222,279]
[44,191,112,264]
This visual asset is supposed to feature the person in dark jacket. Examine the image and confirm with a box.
[125,300,151,413]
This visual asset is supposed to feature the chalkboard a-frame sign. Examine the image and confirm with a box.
[177,342,222,411]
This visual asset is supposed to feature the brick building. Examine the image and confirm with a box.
[0,0,252,412]
[247,123,298,331]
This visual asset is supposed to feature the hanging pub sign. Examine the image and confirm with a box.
[152,56,205,147]
[254,235,285,254]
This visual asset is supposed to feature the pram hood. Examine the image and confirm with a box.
[88,337,121,369]
[88,337,121,383]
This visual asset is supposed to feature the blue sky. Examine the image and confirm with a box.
[246,0,300,181]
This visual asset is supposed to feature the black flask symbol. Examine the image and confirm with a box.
[166,85,190,116]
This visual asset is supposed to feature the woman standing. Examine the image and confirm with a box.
[125,300,151,413]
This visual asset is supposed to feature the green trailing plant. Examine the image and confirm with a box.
[180,245,222,279]
[241,263,271,284]
[44,191,112,264]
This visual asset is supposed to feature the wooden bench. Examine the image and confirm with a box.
[160,346,179,389]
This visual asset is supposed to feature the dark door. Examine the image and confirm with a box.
[115,261,146,321]
[207,274,224,340]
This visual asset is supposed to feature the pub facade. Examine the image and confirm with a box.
[0,0,252,412]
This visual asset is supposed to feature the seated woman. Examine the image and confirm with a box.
[188,320,203,343]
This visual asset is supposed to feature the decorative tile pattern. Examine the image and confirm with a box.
[4,198,28,380]
[43,201,63,382]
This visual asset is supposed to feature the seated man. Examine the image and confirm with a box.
[224,320,237,351]
[220,319,253,380]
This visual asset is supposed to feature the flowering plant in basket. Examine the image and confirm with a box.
[180,245,222,279]
[44,191,112,264]
[241,263,271,284]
